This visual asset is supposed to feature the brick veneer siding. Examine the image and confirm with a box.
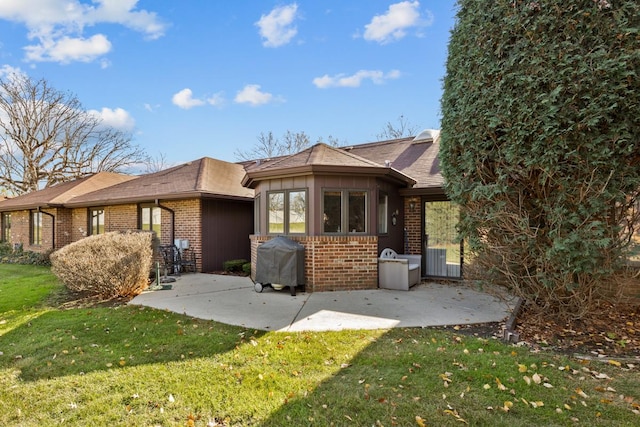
[6,210,30,251]
[5,209,56,252]
[404,197,422,255]
[250,235,378,292]
[70,201,203,271]
[71,204,138,242]
[56,208,73,248]
[161,199,202,271]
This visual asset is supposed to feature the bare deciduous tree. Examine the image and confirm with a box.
[235,130,309,161]
[235,130,346,161]
[376,115,420,140]
[143,152,172,173]
[0,73,147,195]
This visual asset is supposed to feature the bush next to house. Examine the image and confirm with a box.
[50,231,154,298]
[0,242,51,265]
[242,262,251,276]
[223,259,248,274]
[440,0,640,320]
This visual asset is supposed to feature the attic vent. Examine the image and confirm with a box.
[412,129,439,143]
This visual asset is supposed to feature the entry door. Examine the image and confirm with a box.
[422,200,463,278]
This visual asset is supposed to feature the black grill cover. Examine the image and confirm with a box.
[255,236,305,288]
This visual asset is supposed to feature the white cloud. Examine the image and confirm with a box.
[234,84,274,106]
[171,89,226,110]
[255,3,299,48]
[313,69,401,89]
[88,107,135,131]
[206,92,225,107]
[0,0,166,64]
[172,88,205,109]
[362,1,432,44]
[24,34,112,63]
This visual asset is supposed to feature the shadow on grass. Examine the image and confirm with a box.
[0,304,263,382]
[257,327,638,427]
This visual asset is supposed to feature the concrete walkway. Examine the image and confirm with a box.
[130,274,516,332]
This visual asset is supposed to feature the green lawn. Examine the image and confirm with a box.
[1,264,639,426]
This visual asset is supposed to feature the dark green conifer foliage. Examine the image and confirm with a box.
[440,0,640,319]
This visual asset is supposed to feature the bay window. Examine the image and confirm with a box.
[267,189,307,235]
[323,190,368,234]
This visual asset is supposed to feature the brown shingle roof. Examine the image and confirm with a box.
[242,143,416,188]
[0,172,136,211]
[347,130,443,191]
[66,157,253,207]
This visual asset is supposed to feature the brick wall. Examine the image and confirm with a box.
[56,208,73,248]
[404,197,421,255]
[7,210,29,250]
[71,208,89,242]
[3,208,60,252]
[4,200,204,268]
[161,199,202,271]
[105,204,139,232]
[250,234,378,292]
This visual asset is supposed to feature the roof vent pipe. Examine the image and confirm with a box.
[384,160,391,167]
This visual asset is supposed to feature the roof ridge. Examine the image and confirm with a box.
[194,157,207,191]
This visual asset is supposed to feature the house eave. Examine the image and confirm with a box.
[64,191,254,208]
[243,165,416,188]
[400,186,449,199]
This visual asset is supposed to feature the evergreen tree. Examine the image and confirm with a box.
[440,0,640,319]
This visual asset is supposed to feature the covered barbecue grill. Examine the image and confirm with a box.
[254,236,305,296]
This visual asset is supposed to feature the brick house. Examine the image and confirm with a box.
[0,158,254,272]
[243,129,463,292]
[0,130,465,289]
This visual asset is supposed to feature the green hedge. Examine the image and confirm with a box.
[0,242,51,266]
[223,259,249,274]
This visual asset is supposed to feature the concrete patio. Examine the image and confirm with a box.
[130,274,516,332]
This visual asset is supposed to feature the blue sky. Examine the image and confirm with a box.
[0,1,457,164]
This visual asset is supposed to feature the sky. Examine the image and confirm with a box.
[0,0,457,165]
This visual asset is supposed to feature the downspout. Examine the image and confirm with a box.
[155,199,175,245]
[38,207,56,250]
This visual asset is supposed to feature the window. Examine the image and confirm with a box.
[378,192,388,234]
[267,189,307,234]
[141,206,162,237]
[288,190,306,234]
[1,213,10,243]
[323,190,368,234]
[323,191,342,233]
[254,194,261,235]
[89,209,105,235]
[268,192,284,234]
[31,211,43,245]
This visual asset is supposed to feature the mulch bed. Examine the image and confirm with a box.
[447,303,640,360]
[514,302,640,359]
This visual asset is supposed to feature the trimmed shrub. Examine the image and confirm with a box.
[50,231,154,298]
[242,262,251,276]
[223,259,248,273]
